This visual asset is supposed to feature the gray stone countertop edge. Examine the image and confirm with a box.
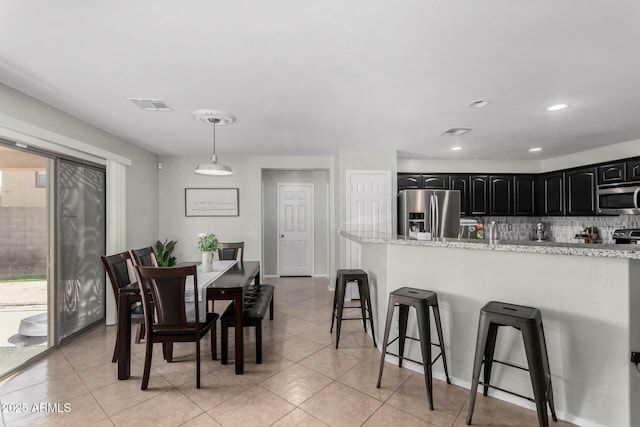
[340,231,640,259]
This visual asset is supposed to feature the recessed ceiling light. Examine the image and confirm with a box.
[451,146,463,151]
[468,100,489,109]
[529,147,542,152]
[547,103,569,112]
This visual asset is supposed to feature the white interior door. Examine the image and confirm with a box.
[345,171,392,297]
[278,183,314,276]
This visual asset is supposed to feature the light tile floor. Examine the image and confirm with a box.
[0,277,579,427]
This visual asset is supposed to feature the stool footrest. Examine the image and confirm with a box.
[477,381,536,403]
[489,358,530,373]
[384,349,446,367]
[384,352,424,366]
[384,335,444,350]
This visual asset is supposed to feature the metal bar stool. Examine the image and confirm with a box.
[376,287,451,410]
[467,301,557,427]
[330,269,376,349]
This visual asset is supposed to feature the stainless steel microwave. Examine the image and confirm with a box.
[597,183,640,214]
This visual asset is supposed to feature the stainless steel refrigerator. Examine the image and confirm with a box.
[398,189,461,238]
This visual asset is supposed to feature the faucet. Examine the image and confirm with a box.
[489,221,499,243]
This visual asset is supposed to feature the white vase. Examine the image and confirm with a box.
[201,251,213,272]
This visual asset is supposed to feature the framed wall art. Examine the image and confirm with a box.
[185,188,239,217]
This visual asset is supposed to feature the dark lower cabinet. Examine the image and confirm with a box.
[489,175,513,215]
[470,175,489,215]
[450,175,469,215]
[565,167,597,215]
[514,175,536,215]
[539,172,565,215]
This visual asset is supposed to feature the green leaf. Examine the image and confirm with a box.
[154,238,178,266]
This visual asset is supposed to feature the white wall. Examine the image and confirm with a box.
[157,154,335,274]
[0,83,160,249]
[541,138,640,172]
[262,169,329,277]
[398,158,541,174]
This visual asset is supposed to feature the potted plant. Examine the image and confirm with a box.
[584,226,600,243]
[155,238,177,266]
[198,233,221,272]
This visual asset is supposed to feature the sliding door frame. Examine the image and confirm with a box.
[0,139,106,352]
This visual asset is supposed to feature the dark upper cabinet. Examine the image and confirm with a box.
[539,172,565,215]
[470,175,489,215]
[489,175,513,215]
[514,175,536,215]
[398,174,421,189]
[565,167,597,215]
[422,175,449,189]
[598,162,626,184]
[450,175,469,215]
[627,159,640,182]
[398,157,629,217]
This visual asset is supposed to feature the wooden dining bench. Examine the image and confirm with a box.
[220,285,274,365]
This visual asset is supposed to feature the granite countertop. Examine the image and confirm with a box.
[341,231,640,259]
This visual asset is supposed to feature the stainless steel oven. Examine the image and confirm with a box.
[597,183,640,214]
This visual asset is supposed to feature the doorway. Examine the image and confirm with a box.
[261,169,329,279]
[0,146,51,376]
[0,144,106,378]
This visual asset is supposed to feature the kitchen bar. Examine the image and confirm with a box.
[343,231,640,427]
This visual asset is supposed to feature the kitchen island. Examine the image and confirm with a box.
[342,231,640,427]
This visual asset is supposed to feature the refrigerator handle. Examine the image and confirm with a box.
[431,194,439,239]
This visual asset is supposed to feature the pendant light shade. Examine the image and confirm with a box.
[193,110,235,176]
[194,154,233,176]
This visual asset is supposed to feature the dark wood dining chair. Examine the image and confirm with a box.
[134,265,219,390]
[101,252,145,363]
[131,246,159,267]
[218,242,244,262]
[218,241,274,319]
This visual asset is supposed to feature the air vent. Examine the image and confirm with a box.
[128,98,172,112]
[441,127,472,136]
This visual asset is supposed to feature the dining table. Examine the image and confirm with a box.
[116,260,260,379]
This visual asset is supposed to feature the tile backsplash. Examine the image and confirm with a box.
[479,215,640,244]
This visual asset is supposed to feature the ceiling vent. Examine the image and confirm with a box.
[128,98,172,112]
[441,127,472,136]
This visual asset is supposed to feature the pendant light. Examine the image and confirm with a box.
[193,110,235,176]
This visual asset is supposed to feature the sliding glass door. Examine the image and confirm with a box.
[0,142,106,377]
[57,160,105,341]
[0,146,51,377]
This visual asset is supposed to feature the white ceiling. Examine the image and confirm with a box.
[2,1,640,160]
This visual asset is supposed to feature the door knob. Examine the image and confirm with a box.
[280,235,284,238]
